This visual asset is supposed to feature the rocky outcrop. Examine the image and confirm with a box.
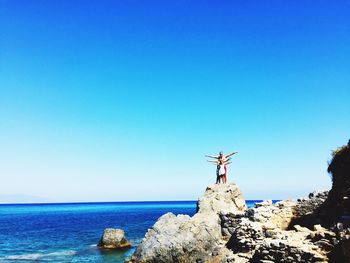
[127,185,334,263]
[196,183,246,214]
[126,183,246,263]
[126,140,350,263]
[220,195,334,263]
[288,190,329,228]
[98,228,131,249]
[327,140,350,221]
[293,191,329,218]
[326,141,350,262]
[290,141,350,229]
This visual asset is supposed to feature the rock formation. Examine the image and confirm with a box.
[324,141,350,262]
[325,140,350,225]
[127,188,335,263]
[126,183,246,263]
[126,140,350,263]
[98,228,131,249]
[196,183,246,214]
[220,194,334,262]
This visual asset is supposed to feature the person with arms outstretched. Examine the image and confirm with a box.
[206,151,238,184]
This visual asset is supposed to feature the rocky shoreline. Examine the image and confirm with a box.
[126,141,350,263]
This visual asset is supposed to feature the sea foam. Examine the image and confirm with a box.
[3,250,76,260]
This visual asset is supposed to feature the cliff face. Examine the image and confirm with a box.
[327,142,350,224]
[126,141,350,263]
[326,142,350,262]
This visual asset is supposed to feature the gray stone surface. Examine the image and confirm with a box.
[197,183,247,214]
[126,184,336,263]
[220,192,333,263]
[127,183,246,263]
[294,190,329,217]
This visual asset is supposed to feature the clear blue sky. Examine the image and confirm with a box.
[0,0,349,202]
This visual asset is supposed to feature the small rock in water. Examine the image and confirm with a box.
[98,228,131,249]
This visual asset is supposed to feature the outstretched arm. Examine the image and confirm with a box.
[225,152,238,158]
[205,155,218,159]
[207,160,218,164]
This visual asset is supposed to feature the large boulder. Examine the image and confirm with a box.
[197,183,246,214]
[127,183,246,263]
[98,228,131,249]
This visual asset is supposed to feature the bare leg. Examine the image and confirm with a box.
[224,166,227,183]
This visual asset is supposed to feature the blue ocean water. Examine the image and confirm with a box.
[0,200,262,262]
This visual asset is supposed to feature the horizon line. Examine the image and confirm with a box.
[0,199,280,206]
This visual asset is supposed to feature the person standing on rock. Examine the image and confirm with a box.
[207,158,225,184]
[206,151,237,184]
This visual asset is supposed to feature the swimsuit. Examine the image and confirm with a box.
[219,164,226,176]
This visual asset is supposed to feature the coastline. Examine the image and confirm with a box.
[0,200,277,262]
[0,199,270,262]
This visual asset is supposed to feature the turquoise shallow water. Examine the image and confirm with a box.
[0,200,263,262]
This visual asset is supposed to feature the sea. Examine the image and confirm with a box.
[0,200,263,262]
